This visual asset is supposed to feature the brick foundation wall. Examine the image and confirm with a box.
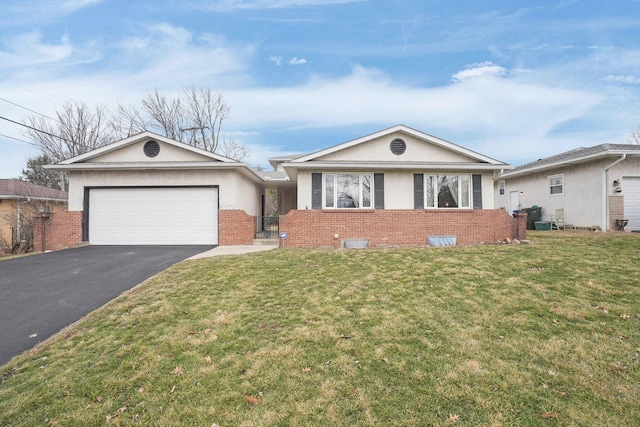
[280,209,527,248]
[219,209,255,245]
[33,211,83,252]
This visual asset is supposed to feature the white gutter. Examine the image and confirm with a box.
[282,162,509,171]
[602,154,626,231]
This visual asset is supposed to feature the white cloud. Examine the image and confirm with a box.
[269,55,283,66]
[289,57,307,65]
[451,62,507,81]
[0,32,74,67]
[226,65,600,146]
[602,75,640,85]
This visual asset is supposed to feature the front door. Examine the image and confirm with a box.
[509,191,520,215]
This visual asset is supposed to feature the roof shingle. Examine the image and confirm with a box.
[0,179,68,201]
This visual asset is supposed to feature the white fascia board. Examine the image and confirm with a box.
[58,131,235,165]
[282,161,510,171]
[290,125,506,165]
[47,162,267,183]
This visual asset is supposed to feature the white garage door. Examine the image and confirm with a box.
[89,187,218,245]
[623,177,640,231]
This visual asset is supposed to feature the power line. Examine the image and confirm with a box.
[0,132,39,147]
[0,97,62,124]
[0,115,73,143]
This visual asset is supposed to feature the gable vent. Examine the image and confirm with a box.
[143,140,160,158]
[390,138,406,155]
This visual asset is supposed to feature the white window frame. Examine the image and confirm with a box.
[424,174,472,209]
[498,180,505,196]
[323,173,373,209]
[548,174,564,196]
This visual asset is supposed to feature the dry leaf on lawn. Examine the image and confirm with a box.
[245,395,260,405]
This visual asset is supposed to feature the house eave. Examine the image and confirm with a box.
[499,150,640,179]
[282,161,511,171]
[0,195,68,203]
[47,162,267,183]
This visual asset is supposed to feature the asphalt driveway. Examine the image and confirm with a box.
[0,245,212,366]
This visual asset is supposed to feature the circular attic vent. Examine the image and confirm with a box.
[143,140,160,158]
[390,138,406,155]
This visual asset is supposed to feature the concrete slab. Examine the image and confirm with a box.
[188,244,278,260]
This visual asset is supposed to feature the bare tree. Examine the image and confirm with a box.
[21,87,241,179]
[141,86,230,152]
[629,127,640,145]
[141,88,189,141]
[183,85,230,152]
[23,101,114,162]
[109,103,150,139]
[219,135,250,161]
[22,101,115,190]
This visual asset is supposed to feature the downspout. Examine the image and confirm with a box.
[602,154,626,231]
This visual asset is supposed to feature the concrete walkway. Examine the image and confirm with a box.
[188,244,278,260]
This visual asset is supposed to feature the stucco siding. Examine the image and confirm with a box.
[297,172,313,210]
[317,133,474,163]
[611,156,640,189]
[91,140,214,163]
[67,169,259,214]
[233,172,262,216]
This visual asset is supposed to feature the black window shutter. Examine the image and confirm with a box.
[311,173,322,209]
[414,174,424,209]
[472,174,483,209]
[374,173,384,209]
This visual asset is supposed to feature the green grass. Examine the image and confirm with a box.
[1,231,639,426]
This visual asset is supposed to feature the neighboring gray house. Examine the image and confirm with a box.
[494,144,640,231]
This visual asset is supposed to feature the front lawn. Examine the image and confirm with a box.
[1,232,638,426]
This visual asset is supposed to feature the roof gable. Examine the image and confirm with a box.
[291,125,505,165]
[59,131,235,165]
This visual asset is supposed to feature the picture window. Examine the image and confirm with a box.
[323,173,372,208]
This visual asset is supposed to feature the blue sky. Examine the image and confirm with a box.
[1,0,640,178]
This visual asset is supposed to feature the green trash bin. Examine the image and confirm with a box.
[520,206,542,230]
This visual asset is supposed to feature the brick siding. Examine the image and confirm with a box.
[33,208,527,251]
[219,209,255,245]
[279,209,527,248]
[33,211,83,252]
